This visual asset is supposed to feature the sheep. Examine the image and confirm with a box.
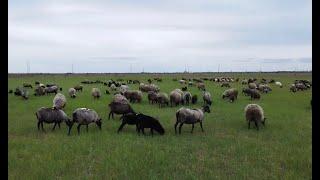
[191,95,198,104]
[275,81,283,88]
[248,83,257,89]
[68,88,76,98]
[188,81,193,86]
[110,84,117,91]
[36,107,70,132]
[45,86,58,95]
[174,105,210,134]
[117,113,139,133]
[241,79,248,85]
[119,85,129,93]
[14,87,22,96]
[39,83,46,88]
[290,84,297,92]
[53,93,66,109]
[23,83,33,88]
[113,94,129,104]
[203,91,212,105]
[170,90,183,107]
[182,87,188,91]
[221,82,230,88]
[136,113,165,136]
[123,90,143,103]
[197,82,206,91]
[108,101,135,120]
[21,89,29,100]
[156,92,169,108]
[179,80,186,84]
[91,88,101,99]
[242,88,252,96]
[295,83,307,91]
[148,91,158,104]
[34,86,46,96]
[67,108,102,135]
[139,83,160,92]
[244,104,266,130]
[249,89,260,100]
[222,88,238,102]
[183,91,192,105]
[74,85,83,92]
[262,86,272,93]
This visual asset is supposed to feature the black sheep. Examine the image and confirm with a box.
[192,95,198,104]
[117,113,139,133]
[136,113,165,136]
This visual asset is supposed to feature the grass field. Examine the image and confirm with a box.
[8,72,312,179]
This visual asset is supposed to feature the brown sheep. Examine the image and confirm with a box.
[244,104,266,130]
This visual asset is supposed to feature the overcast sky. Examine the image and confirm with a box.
[8,0,312,73]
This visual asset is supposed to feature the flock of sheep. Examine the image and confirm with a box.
[10,76,312,135]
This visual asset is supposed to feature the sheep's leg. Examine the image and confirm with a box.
[191,124,194,133]
[58,122,61,129]
[200,122,204,132]
[77,124,81,135]
[248,121,250,129]
[142,128,145,135]
[108,111,112,120]
[179,123,184,134]
[37,121,40,130]
[150,128,153,136]
[117,122,126,133]
[41,122,44,131]
[68,125,72,135]
[174,122,179,134]
[112,113,114,120]
[255,122,259,130]
[52,122,57,131]
[86,124,89,132]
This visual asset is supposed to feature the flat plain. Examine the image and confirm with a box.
[8,72,312,179]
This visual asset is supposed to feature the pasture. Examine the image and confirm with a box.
[8,72,312,179]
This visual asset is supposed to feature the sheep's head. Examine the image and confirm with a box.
[262,118,266,125]
[154,120,165,135]
[96,119,102,129]
[203,105,211,113]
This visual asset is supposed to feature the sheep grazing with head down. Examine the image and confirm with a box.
[45,86,58,95]
[197,82,206,91]
[91,88,101,99]
[74,85,83,92]
[67,108,102,135]
[248,83,257,89]
[175,105,210,134]
[242,88,251,96]
[157,92,169,108]
[113,94,129,104]
[123,90,143,103]
[244,104,266,130]
[108,101,135,120]
[34,86,46,96]
[249,89,260,100]
[53,93,66,109]
[148,91,158,104]
[221,82,230,88]
[136,113,165,136]
[170,90,183,107]
[68,88,76,98]
[119,85,129,93]
[275,81,283,88]
[36,107,70,132]
[222,88,238,102]
[192,95,198,104]
[203,91,212,105]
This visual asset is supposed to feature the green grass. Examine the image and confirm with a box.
[8,72,312,179]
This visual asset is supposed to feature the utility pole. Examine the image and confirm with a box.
[26,60,30,73]
[218,64,220,73]
[72,63,74,73]
[130,64,132,73]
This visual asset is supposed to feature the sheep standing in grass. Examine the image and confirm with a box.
[119,85,129,94]
[249,89,260,100]
[113,94,129,104]
[275,81,283,88]
[290,84,297,92]
[53,93,66,109]
[34,86,46,96]
[67,108,102,135]
[197,82,206,90]
[242,88,251,96]
[45,86,58,95]
[248,83,257,89]
[222,88,238,102]
[170,90,182,107]
[203,91,212,105]
[108,102,135,120]
[110,84,117,91]
[156,92,169,108]
[36,107,70,132]
[244,104,266,130]
[74,85,83,92]
[148,91,158,104]
[175,105,210,134]
[136,113,165,136]
[124,90,143,103]
[68,88,76,98]
[183,91,192,105]
[91,88,101,99]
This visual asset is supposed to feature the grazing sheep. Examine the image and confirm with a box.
[242,88,252,96]
[262,86,272,93]
[197,82,206,91]
[221,82,230,88]
[275,81,283,88]
[14,87,22,96]
[34,86,46,96]
[249,89,260,100]
[53,93,66,109]
[119,85,129,93]
[36,107,70,132]
[108,101,135,120]
[191,95,198,104]
[244,104,266,130]
[91,88,101,99]
[136,113,165,136]
[23,83,33,88]
[170,90,183,107]
[175,105,210,134]
[110,84,117,91]
[203,91,212,105]
[113,94,129,104]
[68,88,76,98]
[295,83,307,91]
[117,113,139,133]
[74,85,83,92]
[45,86,58,95]
[183,91,192,105]
[248,83,257,89]
[68,108,102,135]
[123,90,143,103]
[222,88,238,102]
[147,91,158,104]
[21,89,29,100]
[157,92,169,108]
[139,83,160,92]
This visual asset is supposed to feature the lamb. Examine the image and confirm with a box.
[197,82,206,91]
[249,89,260,100]
[136,113,165,136]
[68,88,76,98]
[183,91,192,105]
[156,92,169,108]
[123,90,143,103]
[74,85,83,92]
[170,90,183,107]
[222,88,238,102]
[21,89,29,100]
[67,108,102,135]
[191,95,198,104]
[244,104,266,130]
[148,91,158,104]
[275,81,283,88]
[36,107,70,132]
[108,101,135,120]
[91,88,101,99]
[53,93,66,109]
[174,105,210,134]
[248,83,257,89]
[203,91,212,105]
[45,86,58,95]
